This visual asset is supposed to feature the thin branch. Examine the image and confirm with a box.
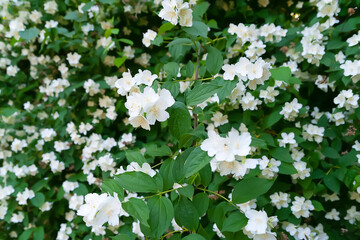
[193,47,201,130]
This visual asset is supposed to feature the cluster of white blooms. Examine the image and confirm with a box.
[39,78,70,98]
[142,29,157,47]
[258,156,281,179]
[344,206,360,224]
[243,210,278,240]
[292,160,311,180]
[158,0,193,27]
[291,196,314,218]
[315,75,335,92]
[66,52,81,67]
[83,79,100,97]
[11,138,27,153]
[259,86,279,103]
[210,112,228,127]
[240,92,262,111]
[117,162,157,178]
[302,124,325,143]
[340,60,360,83]
[284,222,329,240]
[270,192,291,209]
[201,128,257,179]
[42,152,65,173]
[16,188,35,205]
[77,193,128,235]
[245,40,266,60]
[315,0,340,18]
[280,98,303,121]
[278,132,297,148]
[222,57,271,90]
[125,86,175,130]
[40,128,57,142]
[347,30,360,47]
[228,22,286,45]
[325,208,340,220]
[56,223,72,240]
[115,69,157,96]
[334,89,359,110]
[300,23,326,66]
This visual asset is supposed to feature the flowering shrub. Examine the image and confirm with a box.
[1,0,360,239]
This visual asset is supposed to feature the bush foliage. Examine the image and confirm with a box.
[1,0,360,239]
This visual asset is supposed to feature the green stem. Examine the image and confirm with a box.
[142,188,178,199]
[196,187,244,213]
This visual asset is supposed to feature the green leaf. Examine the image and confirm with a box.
[263,108,282,128]
[270,67,291,82]
[175,197,199,231]
[232,177,274,204]
[32,180,48,192]
[183,21,209,38]
[168,102,192,139]
[64,11,78,20]
[278,163,297,175]
[115,172,158,193]
[312,200,325,211]
[123,198,150,227]
[215,78,238,102]
[250,137,267,149]
[221,212,247,232]
[111,234,132,240]
[101,178,125,200]
[164,62,179,78]
[168,38,192,59]
[182,234,206,240]
[339,150,358,167]
[19,28,39,41]
[186,61,194,78]
[186,83,221,106]
[99,0,116,3]
[270,147,294,163]
[206,46,223,75]
[148,196,174,238]
[323,173,341,194]
[0,107,18,117]
[118,38,134,45]
[30,192,45,208]
[114,56,127,68]
[322,147,340,159]
[193,192,209,217]
[177,185,194,199]
[184,147,212,178]
[125,150,146,164]
[158,22,175,34]
[33,227,44,240]
[19,229,33,240]
[146,144,172,157]
[192,2,209,20]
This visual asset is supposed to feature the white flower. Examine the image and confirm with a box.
[67,52,81,66]
[291,196,314,218]
[325,208,340,220]
[280,98,302,121]
[142,29,157,47]
[270,192,291,209]
[278,132,297,148]
[115,70,136,96]
[77,193,128,229]
[245,210,268,235]
[6,65,19,76]
[222,64,237,80]
[158,0,193,27]
[134,70,157,86]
